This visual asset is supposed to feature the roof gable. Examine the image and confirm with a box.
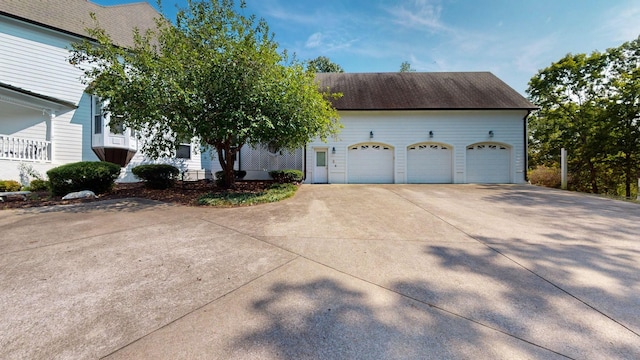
[0,0,159,48]
[316,72,537,111]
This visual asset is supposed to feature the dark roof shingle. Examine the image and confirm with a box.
[316,72,536,110]
[0,0,159,48]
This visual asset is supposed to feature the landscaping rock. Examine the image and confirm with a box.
[62,190,98,200]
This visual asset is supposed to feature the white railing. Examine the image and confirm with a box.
[0,135,51,162]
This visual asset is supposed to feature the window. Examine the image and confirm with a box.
[176,144,191,159]
[316,151,326,167]
[93,97,103,135]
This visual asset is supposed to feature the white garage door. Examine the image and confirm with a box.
[407,143,453,183]
[466,143,511,183]
[348,143,394,183]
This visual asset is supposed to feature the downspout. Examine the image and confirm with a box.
[303,145,307,182]
[524,110,532,182]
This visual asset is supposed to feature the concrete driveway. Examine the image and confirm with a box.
[1,184,639,359]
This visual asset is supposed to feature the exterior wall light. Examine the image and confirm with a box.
[429,130,434,138]
[370,131,374,139]
[332,147,336,154]
[489,130,494,137]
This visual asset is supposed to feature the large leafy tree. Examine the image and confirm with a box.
[70,0,341,187]
[307,56,344,73]
[527,36,640,197]
[399,61,416,72]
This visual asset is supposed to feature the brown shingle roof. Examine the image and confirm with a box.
[0,0,159,48]
[316,72,537,110]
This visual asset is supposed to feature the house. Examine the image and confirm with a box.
[305,72,537,184]
[221,72,536,184]
[0,0,208,183]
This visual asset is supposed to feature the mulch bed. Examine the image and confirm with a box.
[0,180,274,210]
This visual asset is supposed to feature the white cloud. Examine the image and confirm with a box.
[386,0,447,33]
[305,32,323,48]
[601,4,640,42]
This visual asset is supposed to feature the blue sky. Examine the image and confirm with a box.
[94,0,640,95]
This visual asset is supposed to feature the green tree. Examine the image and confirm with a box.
[399,61,416,72]
[527,36,640,197]
[70,0,341,188]
[602,37,640,197]
[307,56,344,73]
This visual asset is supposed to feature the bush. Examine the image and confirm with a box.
[47,161,121,196]
[0,180,22,192]
[214,170,247,187]
[28,179,50,191]
[269,169,303,183]
[132,164,179,189]
[528,165,561,188]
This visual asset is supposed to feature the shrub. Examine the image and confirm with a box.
[269,169,303,183]
[28,179,50,192]
[47,161,121,196]
[214,170,247,187]
[131,164,179,189]
[528,165,561,188]
[0,180,22,192]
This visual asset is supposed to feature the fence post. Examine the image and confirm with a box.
[561,148,567,190]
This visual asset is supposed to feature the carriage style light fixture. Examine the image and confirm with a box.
[369,131,374,139]
[332,147,336,154]
[429,130,434,138]
[489,130,494,137]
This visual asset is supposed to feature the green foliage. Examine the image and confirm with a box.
[27,179,50,192]
[528,165,561,188]
[268,169,303,183]
[307,56,344,73]
[198,183,297,206]
[214,170,247,187]
[527,36,640,197]
[399,61,416,72]
[131,164,179,189]
[70,0,341,189]
[47,161,121,196]
[0,180,22,192]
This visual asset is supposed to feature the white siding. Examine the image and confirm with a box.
[0,17,87,104]
[306,110,528,184]
[0,16,204,182]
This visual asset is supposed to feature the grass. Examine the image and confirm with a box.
[197,183,298,207]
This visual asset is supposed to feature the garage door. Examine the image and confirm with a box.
[407,143,453,183]
[348,143,394,183]
[466,143,510,183]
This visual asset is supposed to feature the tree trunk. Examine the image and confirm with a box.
[216,142,236,189]
[587,159,599,194]
[625,152,632,198]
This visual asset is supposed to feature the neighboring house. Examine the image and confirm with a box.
[219,72,536,184]
[0,0,207,183]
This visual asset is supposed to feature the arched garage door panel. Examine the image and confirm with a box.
[348,143,394,183]
[407,143,453,183]
[466,144,510,183]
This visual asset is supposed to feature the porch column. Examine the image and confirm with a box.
[47,109,55,162]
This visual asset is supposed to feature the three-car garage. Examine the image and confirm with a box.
[306,72,537,185]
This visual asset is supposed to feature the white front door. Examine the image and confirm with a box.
[313,149,328,183]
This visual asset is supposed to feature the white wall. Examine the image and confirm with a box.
[305,110,528,184]
[0,16,203,183]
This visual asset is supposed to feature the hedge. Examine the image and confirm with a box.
[269,169,303,183]
[132,164,179,189]
[47,161,121,196]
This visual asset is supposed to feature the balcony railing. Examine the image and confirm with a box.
[0,135,51,162]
